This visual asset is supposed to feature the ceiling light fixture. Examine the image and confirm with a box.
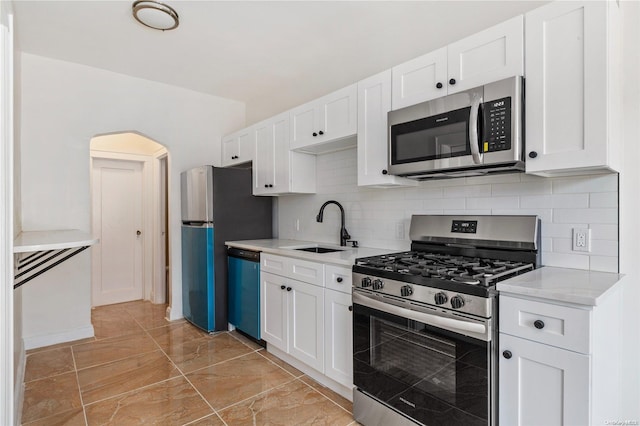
[132,0,179,31]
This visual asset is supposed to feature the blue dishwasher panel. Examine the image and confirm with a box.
[228,255,260,340]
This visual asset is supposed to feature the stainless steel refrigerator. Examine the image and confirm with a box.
[180,166,272,332]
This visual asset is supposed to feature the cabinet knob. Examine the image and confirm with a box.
[436,82,443,89]
[534,320,545,329]
[286,286,292,292]
[264,184,269,188]
[382,169,388,175]
[449,78,456,85]
[280,285,286,290]
[529,151,538,159]
[318,130,324,135]
[269,184,273,188]
[312,132,318,137]
[503,350,512,359]
[136,230,141,236]
[348,306,353,312]
[336,277,343,283]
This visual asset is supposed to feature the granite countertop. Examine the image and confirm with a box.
[496,266,624,306]
[225,239,399,267]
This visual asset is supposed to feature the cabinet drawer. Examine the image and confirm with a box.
[500,295,591,354]
[261,253,288,275]
[325,265,352,294]
[288,257,325,286]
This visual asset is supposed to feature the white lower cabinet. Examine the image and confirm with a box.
[261,272,288,351]
[324,288,353,387]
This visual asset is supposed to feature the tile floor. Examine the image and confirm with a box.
[21,300,356,425]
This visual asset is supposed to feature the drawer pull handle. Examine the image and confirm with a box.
[503,350,512,359]
[534,320,545,329]
[336,277,343,283]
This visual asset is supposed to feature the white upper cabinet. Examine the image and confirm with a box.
[392,15,524,110]
[253,112,316,196]
[524,1,621,176]
[357,70,417,187]
[221,127,254,167]
[290,84,358,154]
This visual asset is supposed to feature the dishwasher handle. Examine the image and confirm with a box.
[227,247,260,262]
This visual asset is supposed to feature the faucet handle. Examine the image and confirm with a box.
[347,240,359,248]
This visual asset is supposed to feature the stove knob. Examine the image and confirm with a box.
[434,292,448,305]
[372,279,384,290]
[400,285,413,297]
[361,277,372,288]
[450,295,465,309]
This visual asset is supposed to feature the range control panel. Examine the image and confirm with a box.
[482,96,512,153]
[451,220,478,234]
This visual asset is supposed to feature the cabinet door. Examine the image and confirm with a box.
[318,84,357,142]
[391,47,447,110]
[236,129,254,165]
[288,280,324,372]
[500,333,590,426]
[525,1,612,175]
[358,70,418,187]
[253,122,274,195]
[448,15,523,93]
[261,272,288,352]
[289,101,318,150]
[324,289,353,387]
[221,134,239,167]
[271,112,290,194]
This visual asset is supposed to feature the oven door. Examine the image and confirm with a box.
[352,290,494,426]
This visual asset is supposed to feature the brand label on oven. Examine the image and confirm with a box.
[399,397,416,408]
[451,220,478,233]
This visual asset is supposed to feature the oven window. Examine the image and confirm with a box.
[354,303,489,426]
[391,106,471,164]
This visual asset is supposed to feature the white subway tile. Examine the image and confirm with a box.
[423,198,466,210]
[466,196,519,210]
[589,256,619,273]
[466,173,522,185]
[405,187,444,200]
[492,209,553,222]
[542,223,584,238]
[590,240,618,257]
[554,208,618,224]
[542,252,590,270]
[541,237,553,252]
[552,173,618,194]
[551,238,574,254]
[444,209,492,215]
[443,184,492,198]
[520,194,589,209]
[589,224,618,241]
[590,192,618,208]
[492,180,552,196]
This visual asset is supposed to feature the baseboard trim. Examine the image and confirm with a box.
[14,339,25,426]
[23,325,94,350]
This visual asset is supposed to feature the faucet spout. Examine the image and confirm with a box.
[316,200,351,247]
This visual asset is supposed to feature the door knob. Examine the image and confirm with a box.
[136,230,141,236]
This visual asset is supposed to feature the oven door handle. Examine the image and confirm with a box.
[469,94,483,165]
[353,291,489,340]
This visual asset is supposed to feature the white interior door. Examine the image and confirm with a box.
[92,158,144,306]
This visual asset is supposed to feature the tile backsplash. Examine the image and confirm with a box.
[277,148,619,273]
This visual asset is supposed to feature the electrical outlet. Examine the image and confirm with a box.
[572,228,591,252]
[396,222,405,239]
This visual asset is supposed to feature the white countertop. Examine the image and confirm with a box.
[497,266,624,306]
[225,239,399,267]
[14,230,99,253]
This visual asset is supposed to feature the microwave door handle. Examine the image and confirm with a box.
[469,95,483,164]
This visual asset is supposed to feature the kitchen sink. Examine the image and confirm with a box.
[294,247,344,253]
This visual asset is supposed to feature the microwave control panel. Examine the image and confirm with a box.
[482,96,512,153]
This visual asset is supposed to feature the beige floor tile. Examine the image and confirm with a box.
[183,413,226,426]
[84,377,213,426]
[26,337,96,355]
[187,351,294,410]
[22,372,82,424]
[299,375,353,412]
[218,379,354,426]
[72,332,159,370]
[77,350,180,404]
[24,347,75,382]
[167,333,255,374]
[228,330,265,351]
[147,321,210,351]
[91,307,143,340]
[22,408,86,426]
[257,349,305,378]
[122,302,170,329]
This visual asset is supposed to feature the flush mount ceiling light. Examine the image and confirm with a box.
[132,0,179,31]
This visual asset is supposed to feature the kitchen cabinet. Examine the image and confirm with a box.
[324,265,353,388]
[524,1,622,176]
[221,127,253,167]
[392,15,523,110]
[357,70,417,188]
[499,290,622,426]
[289,84,358,154]
[253,112,316,196]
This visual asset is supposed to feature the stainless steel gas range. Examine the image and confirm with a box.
[352,215,540,426]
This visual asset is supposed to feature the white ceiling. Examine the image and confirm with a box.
[12,0,547,124]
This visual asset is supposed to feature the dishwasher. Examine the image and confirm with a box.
[227,247,264,343]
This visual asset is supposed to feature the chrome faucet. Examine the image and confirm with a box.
[316,200,351,247]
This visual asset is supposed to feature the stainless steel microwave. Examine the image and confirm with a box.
[388,76,524,179]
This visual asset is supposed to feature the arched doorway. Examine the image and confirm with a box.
[90,132,170,307]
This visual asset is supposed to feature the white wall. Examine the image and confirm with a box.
[278,148,619,272]
[19,53,245,346]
